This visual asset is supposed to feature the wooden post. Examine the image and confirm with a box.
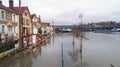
[61,43,64,67]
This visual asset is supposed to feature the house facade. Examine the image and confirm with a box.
[0,1,19,40]
[0,1,19,49]
[41,22,53,36]
[8,0,32,47]
[31,14,41,46]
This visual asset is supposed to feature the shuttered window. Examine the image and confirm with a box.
[2,25,4,33]
[0,9,6,20]
[12,13,16,22]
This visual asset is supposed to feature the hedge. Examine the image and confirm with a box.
[0,39,18,53]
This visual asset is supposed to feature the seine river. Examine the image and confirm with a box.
[0,32,120,67]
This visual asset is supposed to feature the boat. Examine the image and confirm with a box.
[111,28,120,32]
[62,28,72,32]
[93,28,120,33]
[116,28,120,32]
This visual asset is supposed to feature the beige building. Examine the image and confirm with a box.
[8,0,32,47]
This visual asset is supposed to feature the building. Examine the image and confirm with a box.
[8,0,32,47]
[0,1,19,43]
[0,0,19,37]
[0,0,19,57]
[41,22,53,36]
[31,14,41,35]
[31,14,41,46]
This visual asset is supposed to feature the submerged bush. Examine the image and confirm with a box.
[0,38,18,53]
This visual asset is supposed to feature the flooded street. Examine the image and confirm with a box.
[0,32,120,67]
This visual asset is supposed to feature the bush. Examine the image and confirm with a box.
[0,38,17,53]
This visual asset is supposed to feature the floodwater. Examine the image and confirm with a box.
[0,32,120,67]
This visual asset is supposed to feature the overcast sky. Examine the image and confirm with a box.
[3,0,120,25]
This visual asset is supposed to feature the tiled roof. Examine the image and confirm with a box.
[31,14,36,19]
[8,6,28,14]
[0,4,15,13]
[41,22,50,26]
[0,4,28,14]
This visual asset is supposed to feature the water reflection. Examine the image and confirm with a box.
[69,31,88,67]
[0,32,120,67]
[0,36,52,67]
[69,41,83,67]
[52,34,55,45]
[0,51,32,67]
[32,45,42,59]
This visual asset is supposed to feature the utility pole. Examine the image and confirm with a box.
[19,0,23,49]
[61,43,64,67]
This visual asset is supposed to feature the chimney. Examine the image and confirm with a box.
[9,0,14,9]
[0,0,2,5]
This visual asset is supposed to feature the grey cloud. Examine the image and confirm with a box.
[50,10,120,25]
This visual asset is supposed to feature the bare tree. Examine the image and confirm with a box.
[70,13,89,67]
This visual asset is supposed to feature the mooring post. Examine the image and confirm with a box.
[61,43,64,67]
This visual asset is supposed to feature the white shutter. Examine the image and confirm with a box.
[15,26,18,33]
[5,25,8,34]
[15,14,18,22]
[12,26,14,33]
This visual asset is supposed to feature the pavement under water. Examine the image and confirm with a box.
[0,32,120,67]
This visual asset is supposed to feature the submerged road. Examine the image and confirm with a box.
[0,32,120,67]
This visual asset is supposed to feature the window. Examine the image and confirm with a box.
[0,9,6,20]
[26,19,29,25]
[1,11,5,19]
[24,12,27,16]
[23,18,25,25]
[2,25,4,33]
[34,16,37,20]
